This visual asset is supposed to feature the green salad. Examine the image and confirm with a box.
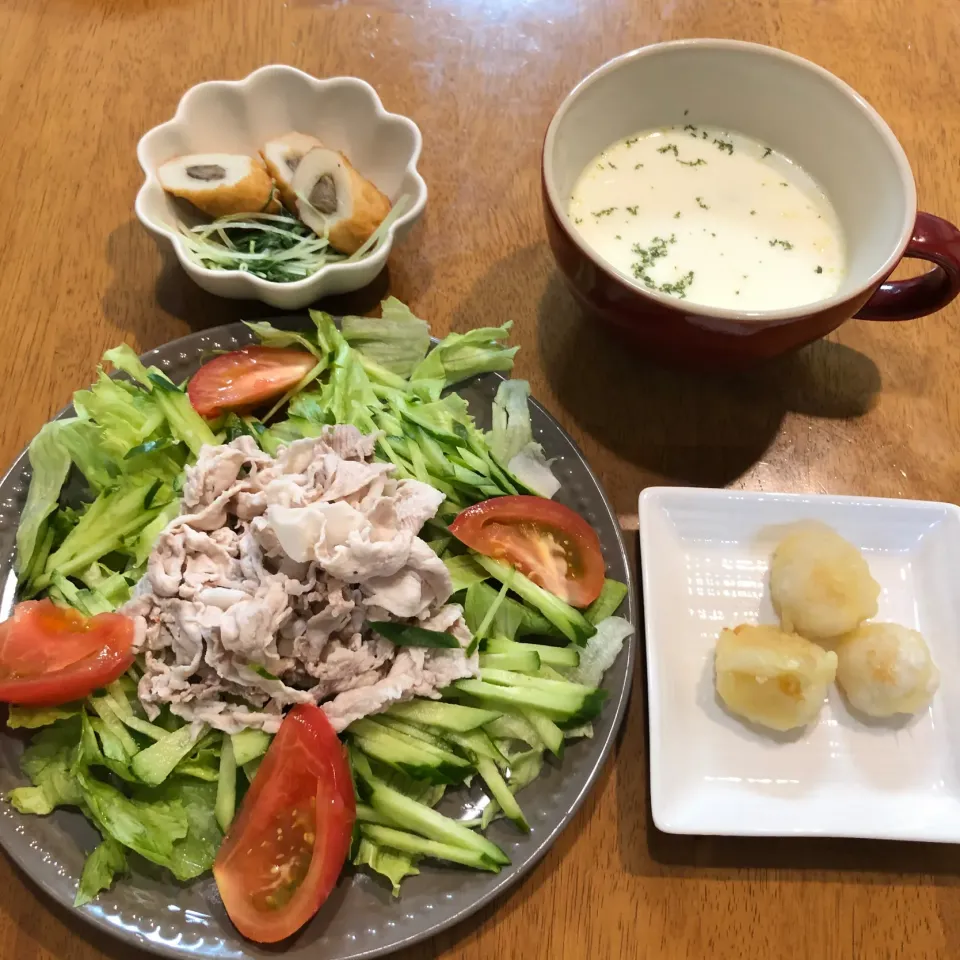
[6,298,632,913]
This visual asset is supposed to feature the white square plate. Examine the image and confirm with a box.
[639,487,960,841]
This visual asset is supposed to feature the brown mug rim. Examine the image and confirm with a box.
[542,39,918,325]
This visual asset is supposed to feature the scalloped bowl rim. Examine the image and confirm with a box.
[134,66,427,293]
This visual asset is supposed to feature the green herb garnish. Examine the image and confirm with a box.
[815,265,823,274]
[696,197,709,210]
[658,271,695,298]
[677,158,706,167]
[769,239,794,250]
[713,138,734,155]
[626,206,639,215]
[592,208,616,218]
[762,147,773,159]
[657,144,679,157]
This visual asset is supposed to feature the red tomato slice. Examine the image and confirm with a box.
[187,346,317,419]
[450,495,605,608]
[0,600,135,706]
[213,704,355,943]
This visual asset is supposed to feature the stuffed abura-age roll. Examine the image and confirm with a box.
[157,154,280,218]
[290,147,392,254]
[260,132,325,212]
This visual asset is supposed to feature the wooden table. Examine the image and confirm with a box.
[2,0,960,957]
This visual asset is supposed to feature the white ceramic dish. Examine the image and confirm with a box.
[639,486,960,841]
[135,66,427,309]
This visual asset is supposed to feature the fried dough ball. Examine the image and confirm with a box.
[835,622,939,717]
[769,524,879,642]
[715,624,837,731]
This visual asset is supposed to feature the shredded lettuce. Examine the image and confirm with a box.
[353,838,420,896]
[411,322,518,387]
[486,380,560,498]
[16,421,74,578]
[75,838,128,907]
[342,297,430,378]
[569,616,634,688]
[103,345,216,456]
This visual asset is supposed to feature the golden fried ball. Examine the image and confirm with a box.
[715,624,838,731]
[835,622,939,717]
[769,524,879,642]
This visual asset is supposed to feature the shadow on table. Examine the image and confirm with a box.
[534,270,883,490]
[446,242,882,489]
[101,220,392,344]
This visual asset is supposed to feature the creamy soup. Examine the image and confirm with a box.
[567,124,846,311]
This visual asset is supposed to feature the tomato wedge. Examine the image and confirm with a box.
[187,346,316,419]
[450,495,605,608]
[0,600,134,705]
[213,704,355,943]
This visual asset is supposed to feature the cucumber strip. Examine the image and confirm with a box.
[372,716,447,747]
[369,784,509,865]
[472,555,596,645]
[356,803,402,828]
[585,578,629,625]
[484,636,580,668]
[215,737,237,833]
[469,579,511,655]
[176,762,219,782]
[104,681,133,717]
[131,723,206,786]
[89,697,139,757]
[452,678,605,723]
[385,700,501,732]
[520,709,564,758]
[230,729,272,767]
[479,667,597,697]
[536,664,568,681]
[479,650,541,673]
[360,824,500,872]
[119,714,168,742]
[483,712,543,749]
[446,729,507,765]
[367,621,460,649]
[475,757,529,833]
[352,734,469,785]
[356,718,466,766]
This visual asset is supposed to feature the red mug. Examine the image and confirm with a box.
[542,41,960,370]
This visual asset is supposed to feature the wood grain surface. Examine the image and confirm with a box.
[2,0,960,957]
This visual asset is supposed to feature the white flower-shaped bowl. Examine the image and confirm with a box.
[135,65,427,310]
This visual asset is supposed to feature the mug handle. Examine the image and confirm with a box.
[855,212,960,321]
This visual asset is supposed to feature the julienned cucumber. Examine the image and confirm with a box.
[474,757,529,833]
[359,824,501,872]
[349,721,471,785]
[484,636,580,669]
[479,650,541,673]
[367,783,510,866]
[520,708,565,758]
[445,728,507,765]
[479,668,597,697]
[451,678,606,725]
[472,555,596,645]
[385,700,502,732]
[585,578,629,625]
[230,728,272,767]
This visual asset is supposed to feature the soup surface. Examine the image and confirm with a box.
[567,124,846,311]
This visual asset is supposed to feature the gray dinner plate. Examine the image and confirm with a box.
[0,322,636,959]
